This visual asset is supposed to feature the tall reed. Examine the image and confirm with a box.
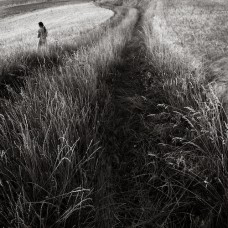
[0,6,138,228]
[140,0,228,226]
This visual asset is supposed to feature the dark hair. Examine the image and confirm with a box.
[38,22,46,33]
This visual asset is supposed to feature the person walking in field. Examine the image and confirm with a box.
[37,22,48,50]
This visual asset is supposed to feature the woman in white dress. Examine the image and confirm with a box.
[37,22,48,50]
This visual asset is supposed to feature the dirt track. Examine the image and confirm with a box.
[96,7,154,227]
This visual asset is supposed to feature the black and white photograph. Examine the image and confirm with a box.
[0,0,227,227]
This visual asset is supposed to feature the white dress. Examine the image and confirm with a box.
[38,27,48,48]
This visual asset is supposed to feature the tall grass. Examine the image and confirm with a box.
[2,0,228,226]
[140,0,228,226]
[0,6,138,228]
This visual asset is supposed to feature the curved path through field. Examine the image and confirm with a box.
[96,7,155,227]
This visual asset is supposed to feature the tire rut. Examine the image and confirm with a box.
[98,8,153,227]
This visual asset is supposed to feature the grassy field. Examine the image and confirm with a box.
[1,0,228,227]
[0,0,89,7]
[141,0,228,226]
[153,0,228,107]
[0,1,135,227]
[0,3,113,57]
[164,0,228,64]
[0,0,90,18]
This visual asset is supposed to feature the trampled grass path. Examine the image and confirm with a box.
[97,9,154,227]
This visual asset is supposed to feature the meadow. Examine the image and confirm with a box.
[0,0,90,19]
[141,0,228,226]
[0,0,88,7]
[0,3,113,57]
[1,0,228,227]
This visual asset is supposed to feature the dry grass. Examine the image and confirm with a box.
[140,0,228,226]
[2,0,228,226]
[0,0,80,7]
[164,0,228,64]
[160,0,228,114]
[0,3,138,227]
